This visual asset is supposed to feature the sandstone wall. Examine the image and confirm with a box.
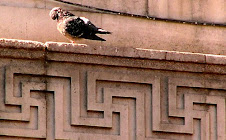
[0,39,225,140]
[0,0,225,55]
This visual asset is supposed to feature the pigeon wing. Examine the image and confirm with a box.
[80,17,111,34]
[79,17,109,41]
[64,16,107,41]
[64,16,85,37]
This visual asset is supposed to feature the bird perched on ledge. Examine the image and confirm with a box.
[49,7,111,45]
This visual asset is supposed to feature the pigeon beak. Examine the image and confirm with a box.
[51,14,58,20]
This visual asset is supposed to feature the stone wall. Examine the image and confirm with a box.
[71,0,226,23]
[0,39,225,140]
[0,0,225,55]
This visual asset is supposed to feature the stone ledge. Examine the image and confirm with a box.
[0,38,45,50]
[0,39,225,65]
[0,39,45,59]
[46,41,226,65]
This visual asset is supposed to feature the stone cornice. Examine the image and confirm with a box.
[0,39,225,74]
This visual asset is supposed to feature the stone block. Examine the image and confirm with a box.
[206,54,226,65]
[166,51,206,63]
[148,0,226,23]
[0,39,45,59]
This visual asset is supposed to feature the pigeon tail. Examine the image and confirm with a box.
[83,34,106,41]
[97,28,111,34]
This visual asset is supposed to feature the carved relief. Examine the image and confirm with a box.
[0,65,225,140]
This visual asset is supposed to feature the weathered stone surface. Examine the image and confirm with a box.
[206,54,226,65]
[0,39,45,59]
[1,0,225,23]
[0,38,44,50]
[46,42,167,60]
[0,4,225,55]
[70,0,147,15]
[0,0,45,9]
[148,0,226,23]
[0,39,225,139]
[166,51,206,63]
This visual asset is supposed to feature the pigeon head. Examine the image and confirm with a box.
[49,7,63,20]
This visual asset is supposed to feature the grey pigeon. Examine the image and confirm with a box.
[49,7,111,44]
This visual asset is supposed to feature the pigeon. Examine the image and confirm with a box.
[49,7,111,45]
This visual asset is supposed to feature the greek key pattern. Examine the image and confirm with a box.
[0,65,225,140]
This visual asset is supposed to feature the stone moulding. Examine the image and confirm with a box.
[0,38,225,73]
[0,38,225,140]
